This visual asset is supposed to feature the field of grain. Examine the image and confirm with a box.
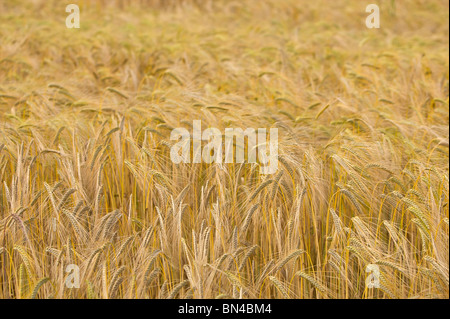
[0,0,448,299]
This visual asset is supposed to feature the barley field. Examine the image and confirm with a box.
[0,0,448,299]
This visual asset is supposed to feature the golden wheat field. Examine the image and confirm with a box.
[0,0,448,300]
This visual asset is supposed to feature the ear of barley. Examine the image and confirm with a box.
[280,181,293,202]
[351,217,370,237]
[109,277,124,299]
[175,184,190,206]
[275,250,305,273]
[3,182,11,204]
[330,208,343,235]
[238,245,258,273]
[185,288,194,299]
[346,246,367,263]
[30,278,50,299]
[115,235,135,261]
[145,268,161,287]
[232,226,238,252]
[97,163,104,187]
[44,182,58,213]
[52,126,65,146]
[72,200,84,215]
[160,281,169,299]
[57,188,77,211]
[87,281,96,299]
[77,206,90,217]
[379,282,396,299]
[95,185,104,214]
[349,237,371,260]
[45,247,61,260]
[241,204,258,234]
[257,260,275,286]
[14,245,33,276]
[248,179,274,203]
[375,260,407,276]
[270,171,284,198]
[19,263,30,299]
[63,209,86,242]
[30,190,42,207]
[364,163,394,175]
[412,218,431,241]
[90,145,104,169]
[287,219,294,243]
[86,247,104,272]
[56,249,65,265]
[51,181,63,193]
[383,221,402,244]
[102,210,122,240]
[142,225,155,247]
[328,260,345,279]
[216,253,230,269]
[407,206,430,230]
[340,188,364,216]
[223,271,241,289]
[204,185,216,209]
[328,249,345,266]
[269,276,290,299]
[424,256,449,284]
[167,280,190,299]
[388,176,407,193]
[144,250,162,279]
[278,156,295,178]
[11,214,30,244]
[295,271,327,295]
[108,266,127,294]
